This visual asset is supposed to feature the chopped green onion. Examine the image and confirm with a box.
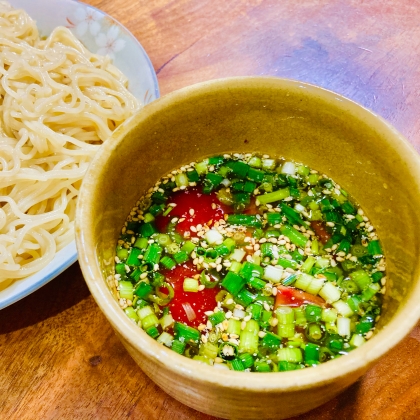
[157,331,174,347]
[239,353,255,369]
[183,277,199,292]
[116,247,129,260]
[146,326,160,338]
[229,249,246,263]
[301,256,316,274]
[254,361,271,372]
[155,234,172,247]
[337,317,351,337]
[276,306,294,324]
[171,339,186,354]
[280,203,305,226]
[371,271,383,283]
[279,361,299,371]
[227,160,250,178]
[174,322,200,345]
[227,318,242,336]
[173,250,189,264]
[199,342,219,359]
[144,243,162,265]
[332,300,354,317]
[195,160,208,175]
[226,214,262,228]
[160,255,176,270]
[368,240,382,256]
[126,247,142,266]
[304,343,320,365]
[230,358,245,371]
[257,188,290,205]
[139,222,158,238]
[260,332,281,350]
[238,320,260,354]
[247,167,265,182]
[160,312,175,330]
[124,306,139,322]
[349,333,366,348]
[208,311,226,326]
[239,262,264,281]
[200,270,220,289]
[305,304,322,322]
[361,282,380,301]
[280,225,308,248]
[294,273,313,291]
[305,322,324,342]
[142,313,160,330]
[186,169,200,182]
[277,347,303,363]
[236,288,257,307]
[356,314,375,334]
[266,212,282,226]
[349,270,371,290]
[221,271,247,296]
[203,173,224,193]
[133,237,149,250]
[293,307,307,327]
[248,156,262,168]
[119,281,134,300]
[319,282,341,303]
[246,303,263,320]
[134,282,153,298]
[262,265,283,284]
[321,307,338,323]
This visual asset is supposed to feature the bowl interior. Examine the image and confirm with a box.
[76,77,420,417]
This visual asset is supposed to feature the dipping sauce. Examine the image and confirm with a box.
[114,153,386,372]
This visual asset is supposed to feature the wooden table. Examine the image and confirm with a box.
[2,0,420,419]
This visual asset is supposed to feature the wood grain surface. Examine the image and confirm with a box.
[1,1,420,419]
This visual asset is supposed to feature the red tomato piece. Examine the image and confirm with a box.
[154,186,231,236]
[162,262,220,327]
[275,285,327,308]
[310,221,332,244]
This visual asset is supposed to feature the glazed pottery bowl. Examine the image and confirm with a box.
[75,77,420,419]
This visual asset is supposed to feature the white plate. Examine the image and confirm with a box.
[0,0,159,309]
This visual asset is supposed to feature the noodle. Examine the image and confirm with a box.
[0,2,141,283]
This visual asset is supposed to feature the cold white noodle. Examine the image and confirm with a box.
[0,2,140,285]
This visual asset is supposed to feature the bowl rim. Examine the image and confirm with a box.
[76,76,420,391]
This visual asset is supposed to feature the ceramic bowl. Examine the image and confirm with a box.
[75,77,420,419]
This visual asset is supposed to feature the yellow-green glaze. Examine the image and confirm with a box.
[76,77,420,420]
